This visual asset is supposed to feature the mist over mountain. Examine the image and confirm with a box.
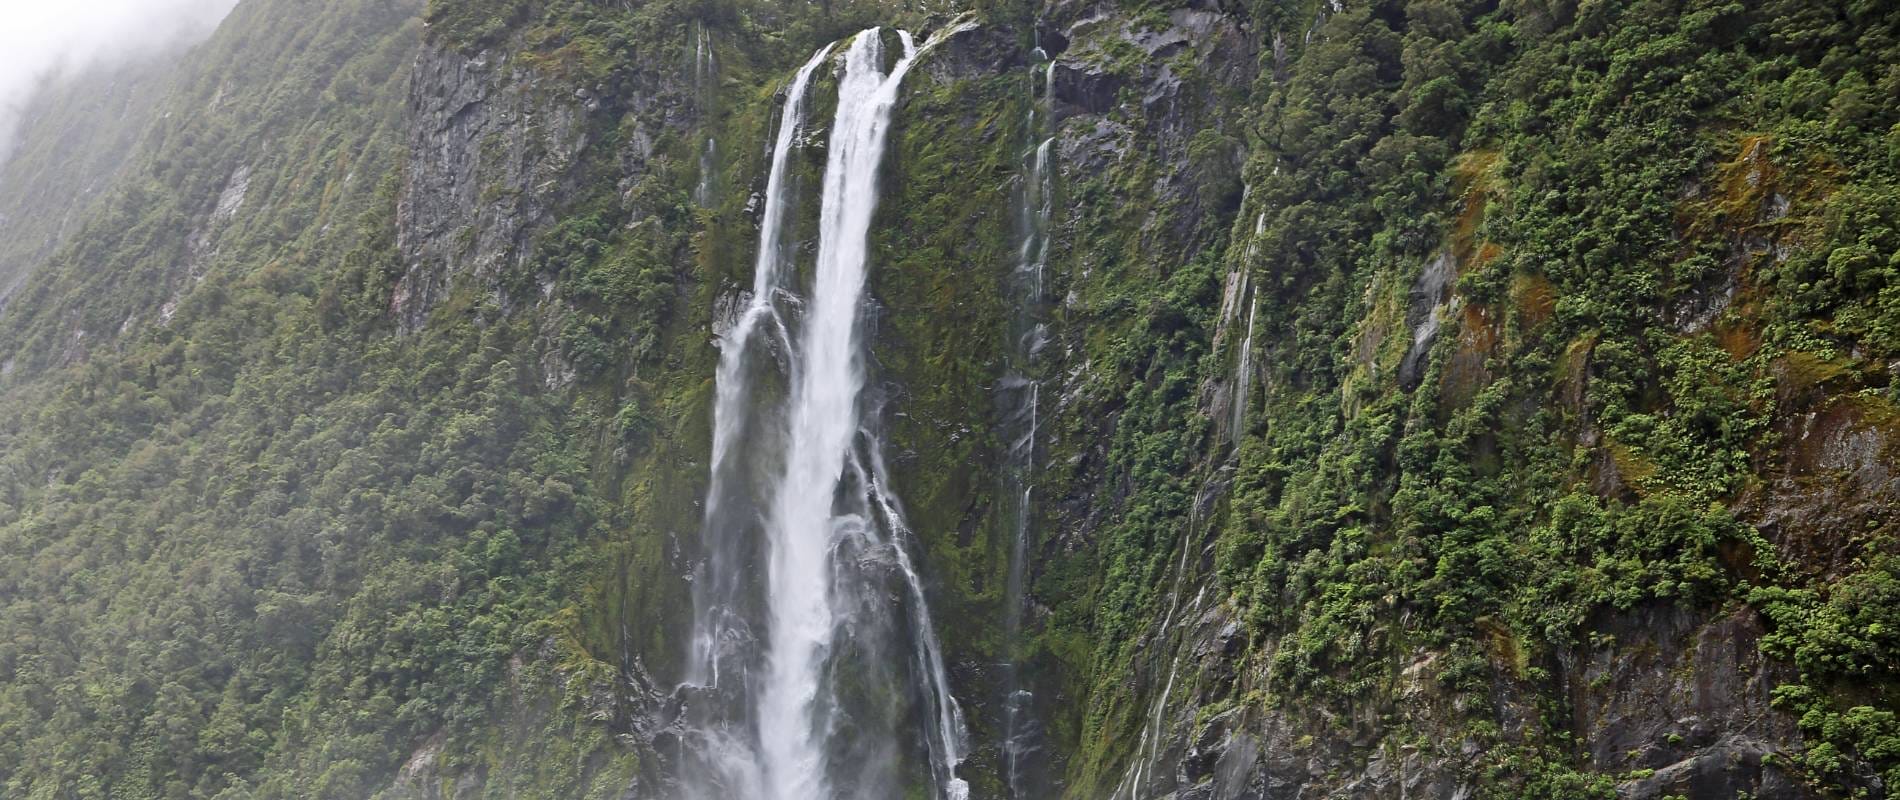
[0,0,238,165]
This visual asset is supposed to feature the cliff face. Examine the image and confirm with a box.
[1,0,1898,798]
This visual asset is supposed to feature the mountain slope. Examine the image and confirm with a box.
[0,55,182,303]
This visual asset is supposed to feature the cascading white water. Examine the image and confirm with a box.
[759,27,973,799]
[697,136,719,207]
[856,436,972,800]
[683,41,834,800]
[1231,296,1259,436]
[1230,212,1264,440]
[757,29,915,795]
[1112,553,1207,800]
[690,38,833,694]
[687,24,972,800]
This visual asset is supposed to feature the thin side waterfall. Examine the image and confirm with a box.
[1229,214,1265,441]
[1111,550,1208,800]
[1228,290,1260,442]
[1000,46,1057,800]
[693,24,720,207]
[857,434,972,800]
[697,136,719,208]
[1231,292,1259,437]
[685,24,972,800]
[1113,206,1265,800]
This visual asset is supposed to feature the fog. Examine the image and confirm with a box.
[0,0,241,163]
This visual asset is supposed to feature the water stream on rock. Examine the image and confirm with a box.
[1112,207,1264,800]
[692,25,716,207]
[1231,212,1264,443]
[999,46,1057,800]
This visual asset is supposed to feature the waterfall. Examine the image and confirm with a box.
[1232,296,1259,437]
[689,37,832,692]
[1230,212,1264,440]
[1114,207,1265,800]
[756,28,920,798]
[1000,47,1057,800]
[693,24,720,208]
[1112,558,1208,800]
[857,435,972,800]
[684,41,834,800]
[697,136,718,208]
[686,24,971,800]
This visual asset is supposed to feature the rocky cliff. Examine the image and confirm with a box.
[0,0,1896,798]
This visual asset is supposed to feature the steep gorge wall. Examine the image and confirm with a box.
[0,0,1897,798]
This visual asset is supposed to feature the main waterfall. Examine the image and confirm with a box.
[684,26,969,800]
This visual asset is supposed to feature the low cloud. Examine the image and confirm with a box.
[0,0,240,163]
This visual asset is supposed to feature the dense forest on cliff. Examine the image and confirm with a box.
[0,0,1897,798]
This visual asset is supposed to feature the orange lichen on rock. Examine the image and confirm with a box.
[1450,150,1505,267]
[1511,273,1556,330]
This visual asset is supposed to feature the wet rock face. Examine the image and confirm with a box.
[1117,598,1819,800]
[1751,365,1900,581]
[1579,605,1808,799]
[1107,470,1820,799]
[384,732,478,800]
[921,23,1023,84]
[393,42,610,331]
[1619,737,1800,800]
[1045,3,1257,244]
[1050,58,1124,117]
[1399,249,1456,389]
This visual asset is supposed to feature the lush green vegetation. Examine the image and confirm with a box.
[0,57,174,296]
[0,0,656,796]
[1,0,1897,796]
[1134,0,1900,794]
[0,0,1010,795]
